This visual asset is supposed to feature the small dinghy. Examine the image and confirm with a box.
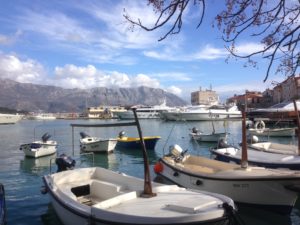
[20,133,57,158]
[79,132,117,153]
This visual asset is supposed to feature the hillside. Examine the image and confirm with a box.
[0,79,187,113]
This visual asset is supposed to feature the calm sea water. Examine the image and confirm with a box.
[0,118,300,225]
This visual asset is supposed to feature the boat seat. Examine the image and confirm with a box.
[90,180,124,201]
[92,191,138,210]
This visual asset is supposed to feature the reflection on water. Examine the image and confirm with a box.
[0,119,299,225]
[20,154,57,175]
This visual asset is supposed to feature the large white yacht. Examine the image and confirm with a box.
[0,113,23,124]
[160,104,241,121]
[115,101,175,120]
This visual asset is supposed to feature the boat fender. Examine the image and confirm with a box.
[254,120,265,133]
[153,162,163,173]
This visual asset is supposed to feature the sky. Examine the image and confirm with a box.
[0,0,292,103]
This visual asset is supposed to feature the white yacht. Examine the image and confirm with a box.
[0,113,23,124]
[160,104,241,121]
[115,101,175,119]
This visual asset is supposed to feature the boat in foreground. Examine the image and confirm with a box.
[79,132,117,153]
[155,144,300,215]
[210,144,300,170]
[43,166,237,225]
[20,133,57,158]
[116,131,160,150]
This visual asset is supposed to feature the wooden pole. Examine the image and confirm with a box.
[132,108,156,197]
[293,100,300,156]
[241,106,248,168]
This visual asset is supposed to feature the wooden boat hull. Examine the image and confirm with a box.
[43,167,236,225]
[20,141,57,158]
[116,136,160,150]
[156,155,300,215]
[211,147,300,170]
[80,138,117,153]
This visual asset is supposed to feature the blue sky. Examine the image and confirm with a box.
[0,0,290,103]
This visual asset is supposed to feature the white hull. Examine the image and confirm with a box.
[189,132,227,142]
[43,167,235,225]
[0,114,22,124]
[248,128,295,137]
[211,146,300,170]
[80,138,117,153]
[115,111,161,119]
[20,141,57,158]
[161,108,241,121]
[157,155,300,214]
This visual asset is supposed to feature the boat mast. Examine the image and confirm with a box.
[241,106,248,168]
[132,108,156,197]
[293,100,300,156]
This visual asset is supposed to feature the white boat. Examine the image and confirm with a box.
[27,113,56,120]
[248,127,295,137]
[156,144,300,215]
[248,141,299,155]
[20,133,57,158]
[248,120,295,137]
[189,127,228,142]
[79,132,117,153]
[115,101,175,120]
[210,143,300,170]
[43,166,237,225]
[0,113,23,124]
[160,104,241,121]
[43,108,238,225]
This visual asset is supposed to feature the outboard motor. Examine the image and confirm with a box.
[191,127,198,134]
[80,132,90,139]
[41,133,51,143]
[169,144,188,162]
[118,131,125,138]
[218,138,230,148]
[55,154,76,172]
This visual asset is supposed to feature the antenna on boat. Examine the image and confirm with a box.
[241,105,248,168]
[132,107,157,197]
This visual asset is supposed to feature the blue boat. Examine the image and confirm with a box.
[0,183,6,225]
[116,131,160,150]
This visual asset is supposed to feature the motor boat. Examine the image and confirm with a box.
[20,133,57,158]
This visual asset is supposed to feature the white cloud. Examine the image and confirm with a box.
[53,64,160,89]
[0,53,47,83]
[166,86,182,96]
[233,42,266,55]
[193,45,227,60]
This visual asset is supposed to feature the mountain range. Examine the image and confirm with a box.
[0,79,187,113]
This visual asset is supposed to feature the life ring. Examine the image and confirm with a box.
[254,120,265,133]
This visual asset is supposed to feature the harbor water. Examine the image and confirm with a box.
[1,118,300,225]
